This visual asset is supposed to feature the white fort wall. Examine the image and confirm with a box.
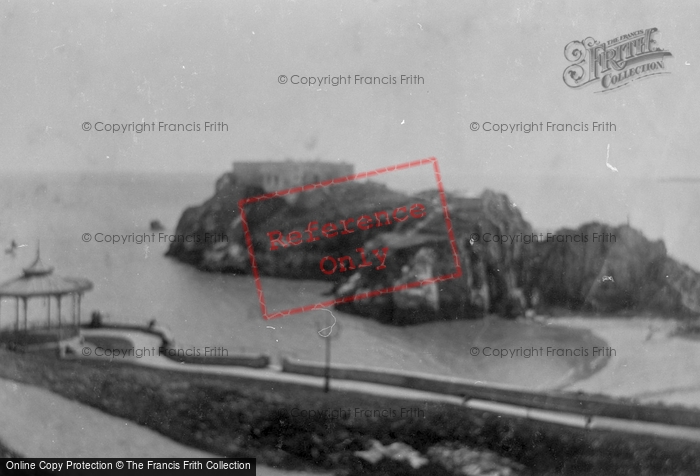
[233,160,354,194]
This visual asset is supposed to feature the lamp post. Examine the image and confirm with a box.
[315,309,340,393]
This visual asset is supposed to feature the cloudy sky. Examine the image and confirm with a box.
[1,0,697,184]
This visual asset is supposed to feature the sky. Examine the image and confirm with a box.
[1,0,698,189]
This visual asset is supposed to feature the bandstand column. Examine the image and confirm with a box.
[15,298,19,331]
[57,296,62,329]
[47,296,51,328]
[23,298,28,331]
[72,294,76,325]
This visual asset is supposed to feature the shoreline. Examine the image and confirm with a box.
[554,315,700,409]
[13,307,700,406]
[0,310,612,393]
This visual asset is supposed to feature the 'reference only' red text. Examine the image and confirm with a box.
[266,203,427,251]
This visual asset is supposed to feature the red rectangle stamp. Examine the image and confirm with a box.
[238,157,461,320]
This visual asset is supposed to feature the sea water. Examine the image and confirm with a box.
[0,172,695,389]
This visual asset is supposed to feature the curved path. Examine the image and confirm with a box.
[0,378,212,459]
[0,375,330,476]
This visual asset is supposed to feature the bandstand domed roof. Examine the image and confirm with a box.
[0,250,93,298]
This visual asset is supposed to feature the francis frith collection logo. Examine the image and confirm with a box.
[563,28,672,93]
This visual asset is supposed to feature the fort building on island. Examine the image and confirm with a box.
[232,160,354,203]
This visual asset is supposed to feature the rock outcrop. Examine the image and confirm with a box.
[166,172,257,272]
[333,190,534,323]
[167,169,700,323]
[167,171,415,278]
[525,223,698,315]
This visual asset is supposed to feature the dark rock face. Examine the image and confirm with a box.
[333,190,534,323]
[167,172,415,278]
[663,260,700,315]
[525,223,697,315]
[168,170,700,323]
[166,172,257,272]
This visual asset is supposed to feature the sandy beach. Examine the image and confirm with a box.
[555,316,700,410]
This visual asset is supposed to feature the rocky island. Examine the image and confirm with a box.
[167,161,700,324]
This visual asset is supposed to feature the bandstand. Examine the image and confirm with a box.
[0,249,93,331]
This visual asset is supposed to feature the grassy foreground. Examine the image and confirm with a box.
[0,349,699,475]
